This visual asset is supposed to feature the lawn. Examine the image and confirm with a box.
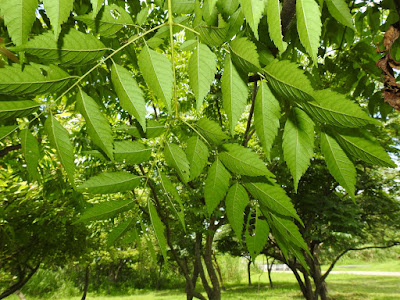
[6,271,400,300]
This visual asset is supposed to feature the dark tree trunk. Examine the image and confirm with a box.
[156,259,164,290]
[212,251,225,290]
[81,265,90,300]
[247,260,252,286]
[202,230,221,300]
[266,257,274,288]
[15,290,26,300]
[0,263,40,299]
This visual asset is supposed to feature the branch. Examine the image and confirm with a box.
[322,242,400,281]
[0,144,21,158]
[243,82,258,146]
[281,0,297,37]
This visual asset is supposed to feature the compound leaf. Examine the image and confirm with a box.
[226,182,249,241]
[204,157,231,215]
[43,0,74,39]
[45,115,75,186]
[76,89,114,160]
[185,136,209,180]
[138,45,173,113]
[0,100,40,120]
[188,41,217,110]
[219,143,275,177]
[221,54,248,134]
[282,108,314,191]
[13,29,107,66]
[296,0,322,65]
[0,63,74,96]
[320,130,356,200]
[78,171,141,194]
[111,63,147,131]
[164,143,190,183]
[20,128,40,181]
[114,140,151,164]
[254,82,281,160]
[0,0,37,45]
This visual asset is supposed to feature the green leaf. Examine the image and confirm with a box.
[219,143,275,177]
[263,60,315,103]
[0,63,74,96]
[325,0,354,29]
[239,0,265,39]
[188,41,217,110]
[78,171,141,194]
[230,37,261,73]
[164,143,190,183]
[45,115,75,186]
[148,200,168,260]
[43,0,74,39]
[0,125,18,140]
[195,118,229,145]
[221,54,248,134]
[225,182,249,241]
[243,177,302,224]
[217,0,239,15]
[226,7,244,41]
[75,4,134,37]
[20,128,40,181]
[146,119,165,138]
[111,63,147,131]
[296,0,322,65]
[302,89,380,128]
[207,0,217,15]
[268,214,308,251]
[266,0,287,53]
[0,0,37,45]
[107,219,134,247]
[254,82,281,160]
[0,100,40,120]
[138,45,173,113]
[90,0,103,16]
[282,108,314,191]
[333,128,396,167]
[246,207,270,261]
[320,130,356,200]
[170,0,195,14]
[185,136,209,180]
[114,141,151,164]
[12,30,107,66]
[204,157,231,215]
[75,200,135,223]
[159,172,185,229]
[76,89,114,160]
[198,24,228,47]
[136,6,149,25]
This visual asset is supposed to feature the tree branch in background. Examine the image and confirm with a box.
[322,242,400,281]
[0,144,21,158]
[243,82,258,147]
[281,0,297,37]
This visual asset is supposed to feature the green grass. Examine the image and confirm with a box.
[322,259,400,272]
[6,271,400,300]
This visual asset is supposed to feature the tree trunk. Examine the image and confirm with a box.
[156,259,164,290]
[212,252,225,290]
[0,263,40,299]
[81,265,90,300]
[266,257,274,288]
[247,260,252,286]
[15,290,26,300]
[202,231,221,300]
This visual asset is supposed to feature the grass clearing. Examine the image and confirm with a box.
[6,271,400,300]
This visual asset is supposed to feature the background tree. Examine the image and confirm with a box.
[0,0,399,300]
